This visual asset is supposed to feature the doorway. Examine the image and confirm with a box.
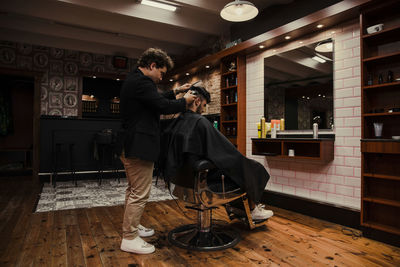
[0,74,36,176]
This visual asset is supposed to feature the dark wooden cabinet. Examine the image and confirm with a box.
[220,55,246,154]
[360,0,400,236]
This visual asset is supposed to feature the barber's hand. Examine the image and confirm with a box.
[183,91,197,107]
[174,83,191,95]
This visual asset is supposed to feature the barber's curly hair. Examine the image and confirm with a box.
[137,48,174,71]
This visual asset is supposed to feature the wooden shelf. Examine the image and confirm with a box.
[221,103,237,107]
[221,70,237,77]
[363,173,400,181]
[362,221,400,236]
[362,25,400,41]
[220,56,245,154]
[252,138,334,162]
[361,140,400,153]
[363,81,400,90]
[360,1,400,238]
[221,85,237,91]
[363,197,400,208]
[362,112,400,117]
[363,51,400,64]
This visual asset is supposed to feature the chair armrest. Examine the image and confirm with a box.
[193,159,216,172]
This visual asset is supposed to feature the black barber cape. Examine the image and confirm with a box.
[160,110,270,203]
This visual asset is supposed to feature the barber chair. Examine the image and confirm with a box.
[168,156,268,251]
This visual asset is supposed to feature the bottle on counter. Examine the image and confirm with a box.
[257,122,261,138]
[313,123,319,139]
[261,116,266,138]
[271,124,277,138]
[280,118,285,131]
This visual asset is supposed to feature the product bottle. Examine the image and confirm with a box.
[280,118,285,131]
[261,117,266,138]
[387,70,394,83]
[213,121,218,130]
[257,122,261,138]
[313,123,318,139]
[271,125,277,138]
[378,73,383,84]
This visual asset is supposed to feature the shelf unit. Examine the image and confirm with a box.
[360,0,400,236]
[251,138,334,162]
[81,76,122,119]
[220,55,246,154]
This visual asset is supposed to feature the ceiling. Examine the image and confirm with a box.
[0,0,293,66]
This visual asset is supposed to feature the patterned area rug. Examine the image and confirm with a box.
[35,177,174,212]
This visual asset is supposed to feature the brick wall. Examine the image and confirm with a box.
[165,67,221,115]
[246,20,361,209]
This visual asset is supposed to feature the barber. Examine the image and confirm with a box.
[117,48,196,254]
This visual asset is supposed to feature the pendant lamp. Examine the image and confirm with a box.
[220,0,259,22]
[315,39,333,53]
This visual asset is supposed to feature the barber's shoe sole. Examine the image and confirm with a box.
[120,237,155,254]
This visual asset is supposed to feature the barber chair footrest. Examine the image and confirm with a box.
[168,224,240,251]
[225,205,269,229]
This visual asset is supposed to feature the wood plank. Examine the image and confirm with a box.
[35,212,55,266]
[50,210,68,267]
[66,224,86,266]
[76,209,103,267]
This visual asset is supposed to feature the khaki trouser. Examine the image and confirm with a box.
[120,153,154,240]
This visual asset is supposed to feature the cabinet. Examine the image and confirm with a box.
[220,55,246,154]
[360,0,400,236]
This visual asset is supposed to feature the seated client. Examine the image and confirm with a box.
[160,82,273,220]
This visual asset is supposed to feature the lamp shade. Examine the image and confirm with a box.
[220,0,258,22]
[315,40,333,53]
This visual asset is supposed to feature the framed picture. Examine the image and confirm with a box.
[113,56,128,69]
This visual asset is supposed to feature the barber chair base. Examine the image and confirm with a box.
[168,224,240,251]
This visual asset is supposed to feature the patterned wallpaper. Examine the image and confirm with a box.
[0,40,135,117]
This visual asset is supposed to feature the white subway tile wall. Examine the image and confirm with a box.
[246,20,361,209]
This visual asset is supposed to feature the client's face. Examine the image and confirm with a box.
[196,99,207,114]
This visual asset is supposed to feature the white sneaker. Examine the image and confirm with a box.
[251,204,274,220]
[120,236,155,254]
[138,224,155,237]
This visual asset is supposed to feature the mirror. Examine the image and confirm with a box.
[264,38,334,130]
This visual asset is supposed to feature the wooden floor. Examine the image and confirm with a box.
[1,177,400,267]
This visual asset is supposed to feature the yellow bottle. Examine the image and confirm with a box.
[280,118,285,131]
[261,117,266,138]
[257,122,261,138]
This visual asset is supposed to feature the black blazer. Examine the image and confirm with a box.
[116,68,186,162]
